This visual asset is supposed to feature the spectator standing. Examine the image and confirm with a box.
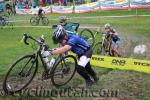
[16,1,22,9]
[18,0,23,2]
[23,0,28,4]
[32,0,37,8]
[62,0,67,6]
[12,0,16,14]
[91,0,97,2]
[5,3,13,15]
[57,0,62,6]
[41,0,46,6]
[0,2,4,13]
[47,0,53,5]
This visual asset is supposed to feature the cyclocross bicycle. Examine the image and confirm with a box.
[79,28,95,46]
[3,33,77,94]
[30,15,49,26]
[0,14,13,29]
[79,29,116,56]
[79,29,103,55]
[92,31,121,57]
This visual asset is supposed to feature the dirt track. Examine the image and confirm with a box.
[0,24,149,100]
[117,28,150,60]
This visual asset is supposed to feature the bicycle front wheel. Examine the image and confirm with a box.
[42,17,49,26]
[7,22,13,29]
[79,28,94,46]
[30,17,39,26]
[0,20,5,29]
[3,55,38,94]
[50,55,77,87]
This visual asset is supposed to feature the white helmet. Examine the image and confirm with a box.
[52,25,66,44]
[104,23,111,29]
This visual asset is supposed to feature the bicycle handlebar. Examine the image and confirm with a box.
[22,33,45,46]
[23,33,29,45]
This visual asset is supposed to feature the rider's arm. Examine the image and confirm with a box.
[51,45,71,55]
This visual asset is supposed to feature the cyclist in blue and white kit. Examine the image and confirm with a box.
[104,23,122,57]
[50,25,98,88]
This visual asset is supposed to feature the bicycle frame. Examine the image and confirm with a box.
[30,15,49,26]
[22,33,64,77]
[22,34,51,75]
[103,34,113,55]
[37,47,62,75]
[37,46,49,74]
[92,30,114,55]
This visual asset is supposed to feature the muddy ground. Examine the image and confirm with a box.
[0,25,149,100]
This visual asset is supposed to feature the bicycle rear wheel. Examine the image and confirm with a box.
[79,28,94,46]
[30,17,39,26]
[42,17,49,26]
[3,55,38,94]
[50,55,77,87]
[93,42,103,55]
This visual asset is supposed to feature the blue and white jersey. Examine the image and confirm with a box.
[67,34,89,56]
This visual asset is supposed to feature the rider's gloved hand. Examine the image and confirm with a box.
[43,45,49,51]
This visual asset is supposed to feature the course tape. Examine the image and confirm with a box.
[69,52,150,73]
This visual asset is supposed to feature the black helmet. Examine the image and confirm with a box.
[52,25,66,44]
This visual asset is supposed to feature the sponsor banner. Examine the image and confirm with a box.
[101,0,129,9]
[131,0,150,8]
[16,6,51,14]
[16,0,150,14]
[75,2,100,13]
[69,52,150,73]
[52,6,73,14]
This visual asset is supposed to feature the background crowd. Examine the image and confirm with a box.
[0,0,98,13]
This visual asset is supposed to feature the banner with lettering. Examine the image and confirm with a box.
[16,0,150,14]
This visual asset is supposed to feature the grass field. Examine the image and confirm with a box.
[0,8,150,100]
